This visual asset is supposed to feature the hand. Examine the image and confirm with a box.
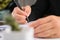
[30,15,60,38]
[12,6,31,24]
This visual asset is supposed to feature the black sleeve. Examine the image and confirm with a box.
[49,0,60,16]
[29,0,49,21]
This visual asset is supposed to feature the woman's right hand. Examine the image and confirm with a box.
[12,6,31,24]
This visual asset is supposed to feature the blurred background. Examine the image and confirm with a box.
[0,0,16,21]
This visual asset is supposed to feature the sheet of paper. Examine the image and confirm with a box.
[0,34,3,40]
[35,38,60,40]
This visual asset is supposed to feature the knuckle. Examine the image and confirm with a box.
[48,15,56,20]
[14,7,18,10]
[48,15,55,18]
[14,7,19,12]
[11,12,14,17]
[49,15,55,17]
[14,7,17,11]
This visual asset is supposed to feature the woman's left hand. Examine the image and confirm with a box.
[30,15,60,38]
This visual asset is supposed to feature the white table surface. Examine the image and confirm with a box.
[35,38,60,40]
[0,24,60,40]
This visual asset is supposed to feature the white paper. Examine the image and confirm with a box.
[0,34,3,40]
[35,38,60,40]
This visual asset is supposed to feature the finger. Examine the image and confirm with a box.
[12,12,27,24]
[13,7,27,16]
[16,19,27,24]
[35,21,54,34]
[23,6,31,16]
[12,12,26,20]
[48,34,57,38]
[14,15,27,24]
[15,16,26,22]
[29,21,40,28]
[30,16,52,28]
[35,28,56,38]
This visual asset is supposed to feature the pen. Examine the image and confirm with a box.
[14,0,29,22]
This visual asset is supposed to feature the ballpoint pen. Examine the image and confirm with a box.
[14,0,29,22]
[14,0,37,22]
